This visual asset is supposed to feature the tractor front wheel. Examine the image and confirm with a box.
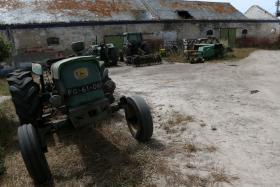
[18,124,52,184]
[124,96,153,142]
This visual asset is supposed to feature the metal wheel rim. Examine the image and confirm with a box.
[126,104,141,137]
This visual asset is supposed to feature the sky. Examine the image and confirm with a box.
[192,0,275,14]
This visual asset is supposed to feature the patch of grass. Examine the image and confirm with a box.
[184,143,218,154]
[0,99,18,176]
[210,168,239,185]
[184,144,198,153]
[0,147,4,175]
[221,48,257,61]
[206,145,218,153]
[164,51,186,63]
[0,79,10,96]
[167,112,194,127]
[2,115,168,186]
[163,112,195,134]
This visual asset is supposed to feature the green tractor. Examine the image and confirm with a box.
[185,37,225,64]
[7,44,153,184]
[123,32,162,66]
[86,43,119,67]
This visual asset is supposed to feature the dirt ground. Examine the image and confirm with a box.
[110,50,280,187]
[1,50,280,186]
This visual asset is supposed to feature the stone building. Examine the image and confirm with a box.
[0,0,279,64]
[245,5,279,20]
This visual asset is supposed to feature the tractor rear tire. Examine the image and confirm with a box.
[141,42,152,55]
[109,47,119,66]
[7,71,42,125]
[18,124,52,184]
[124,96,153,142]
[125,46,133,57]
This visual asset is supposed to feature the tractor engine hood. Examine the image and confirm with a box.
[51,56,104,80]
[50,56,106,108]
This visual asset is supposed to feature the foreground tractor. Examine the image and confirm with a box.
[123,32,162,66]
[7,53,153,183]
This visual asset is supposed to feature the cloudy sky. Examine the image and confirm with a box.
[192,0,275,14]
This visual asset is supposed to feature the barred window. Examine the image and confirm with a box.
[47,37,60,46]
[206,30,214,36]
[242,29,248,35]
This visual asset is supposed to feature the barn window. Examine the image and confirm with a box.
[47,37,60,46]
[206,30,214,36]
[176,10,193,19]
[242,29,248,35]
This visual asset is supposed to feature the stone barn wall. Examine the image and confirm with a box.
[0,20,279,65]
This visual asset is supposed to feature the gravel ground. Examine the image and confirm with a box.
[109,50,280,187]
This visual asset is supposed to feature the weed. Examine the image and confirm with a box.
[184,144,198,153]
[221,48,257,61]
[210,168,239,185]
[0,100,18,177]
[206,145,217,153]
[0,79,10,96]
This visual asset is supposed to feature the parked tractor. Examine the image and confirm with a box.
[184,37,225,64]
[86,43,119,67]
[7,46,153,184]
[123,32,162,66]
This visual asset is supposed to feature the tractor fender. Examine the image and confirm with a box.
[102,68,109,80]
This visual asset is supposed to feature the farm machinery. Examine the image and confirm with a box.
[123,32,162,66]
[63,41,119,67]
[184,37,225,64]
[86,43,119,67]
[98,32,162,67]
[117,33,161,66]
[7,42,154,184]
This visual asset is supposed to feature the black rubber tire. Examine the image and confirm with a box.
[124,96,153,142]
[125,46,133,57]
[7,71,42,125]
[109,47,119,66]
[141,42,152,55]
[18,124,52,184]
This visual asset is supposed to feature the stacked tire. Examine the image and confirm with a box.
[108,47,119,66]
[7,71,42,125]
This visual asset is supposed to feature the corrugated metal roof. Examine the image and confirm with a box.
[146,0,247,20]
[0,0,247,24]
[0,0,153,24]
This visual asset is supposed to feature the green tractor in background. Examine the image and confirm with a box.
[184,37,225,64]
[66,41,119,67]
[123,32,162,66]
[7,42,154,184]
[86,43,119,67]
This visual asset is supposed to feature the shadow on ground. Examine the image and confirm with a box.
[43,113,165,186]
